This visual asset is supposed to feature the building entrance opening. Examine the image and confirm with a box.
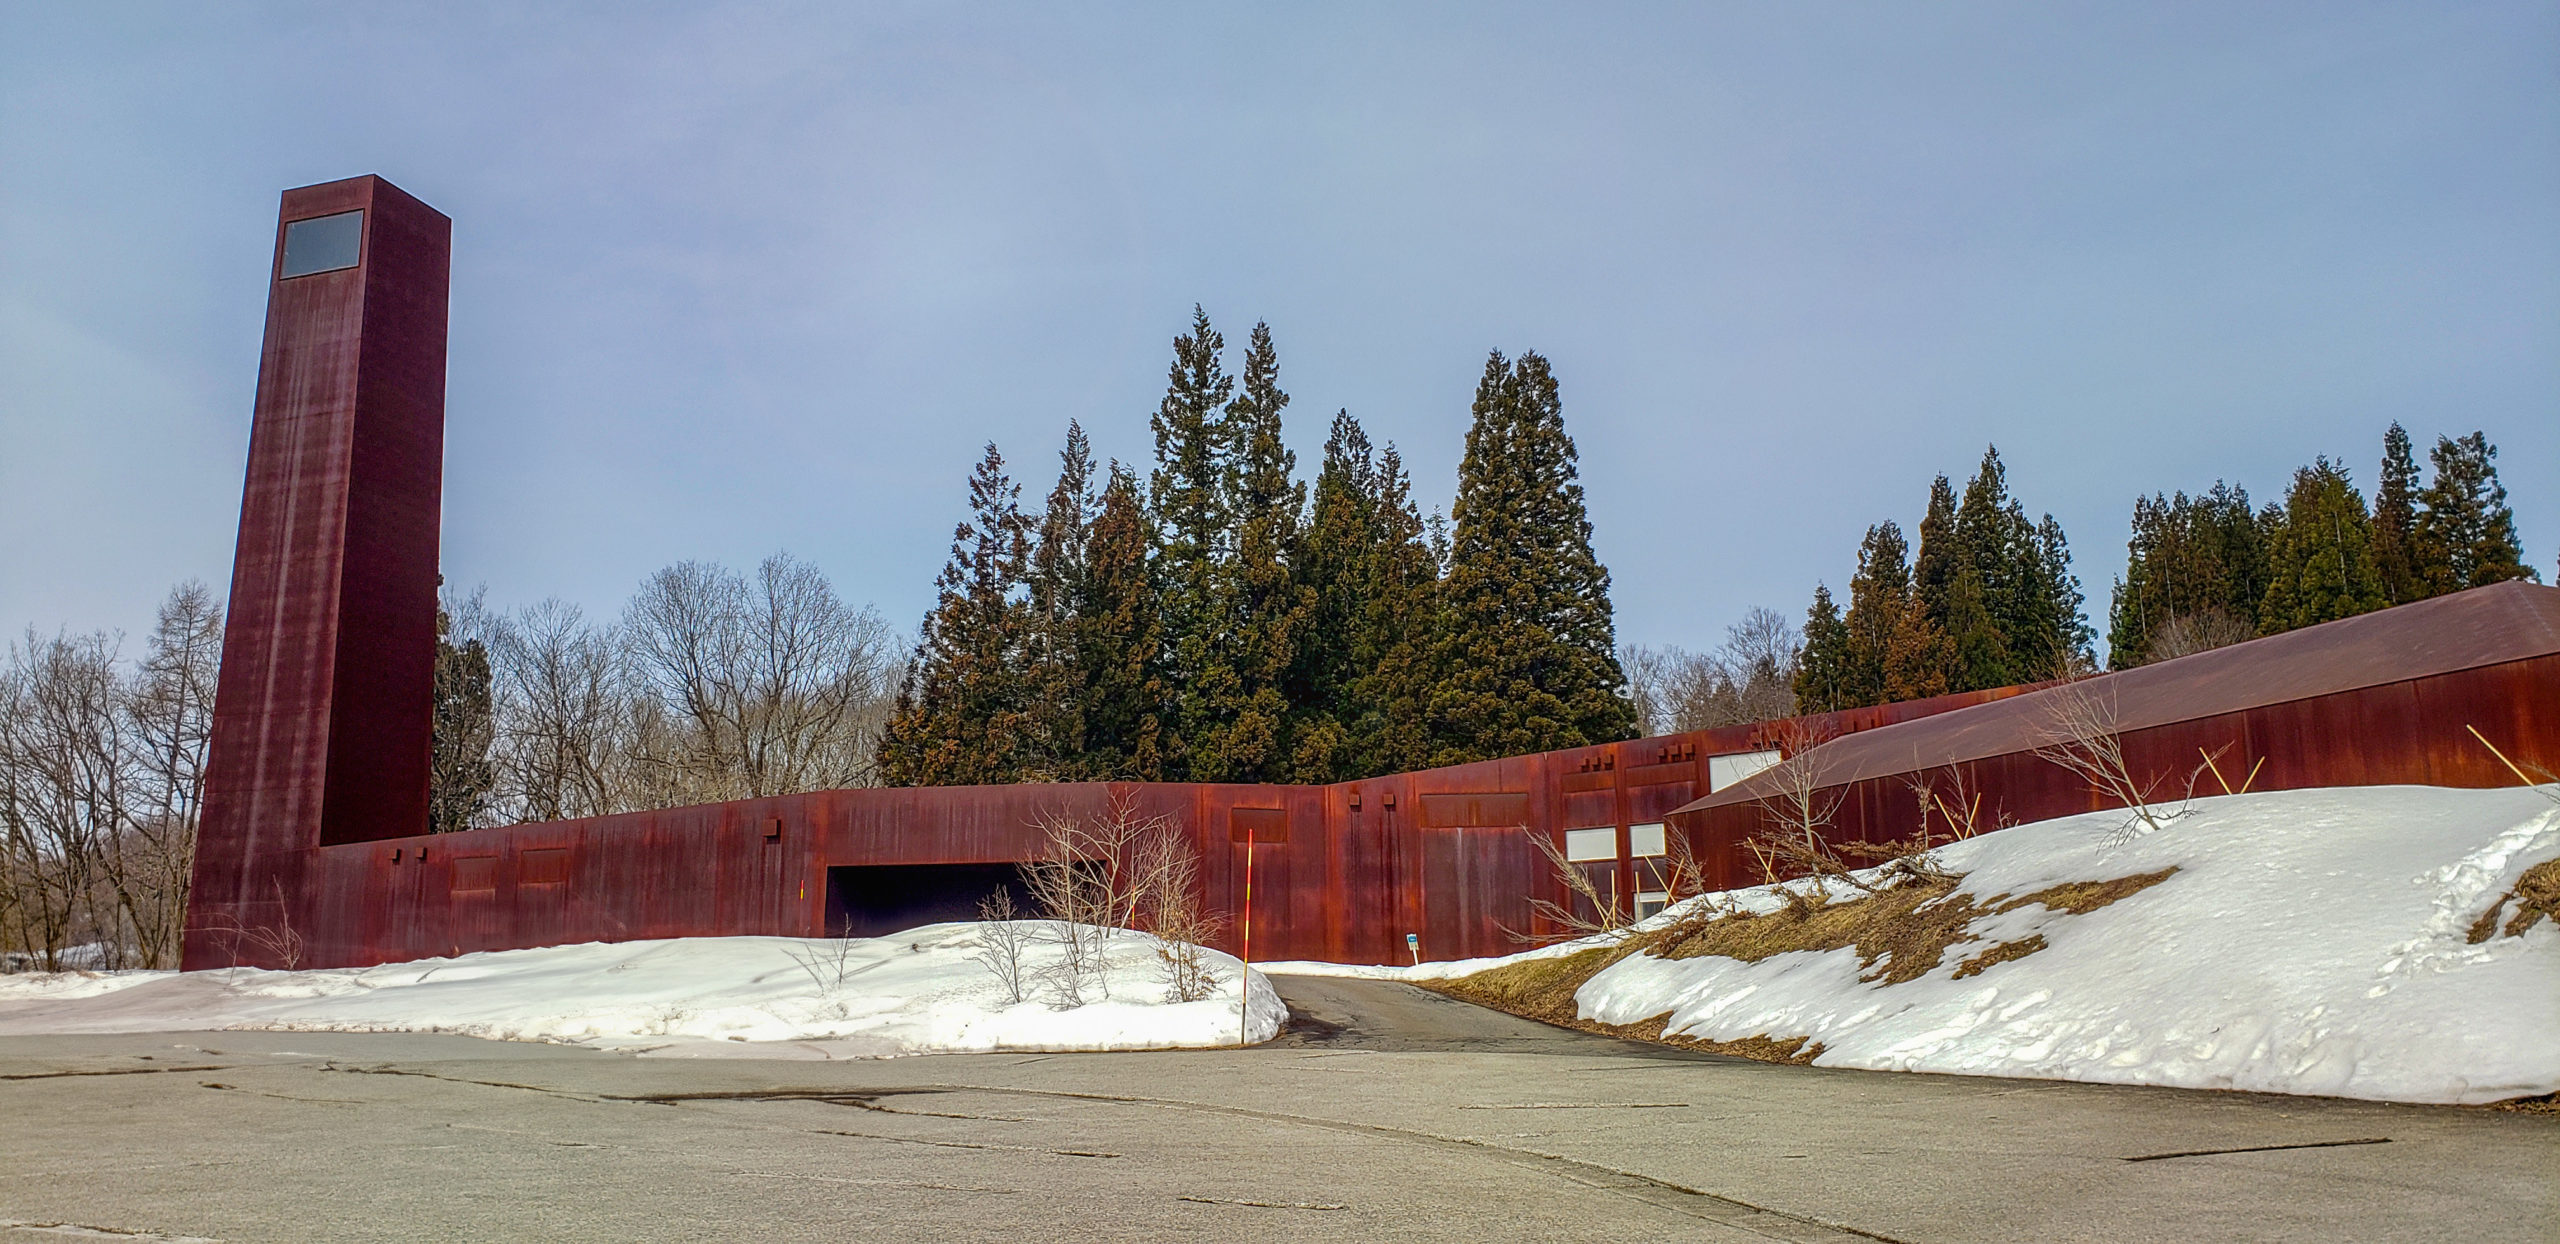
[823,863,1032,938]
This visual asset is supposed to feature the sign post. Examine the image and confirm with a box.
[1238,834,1255,1047]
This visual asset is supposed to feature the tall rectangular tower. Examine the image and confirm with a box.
[182,176,450,969]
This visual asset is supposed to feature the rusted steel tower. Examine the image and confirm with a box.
[181,176,451,969]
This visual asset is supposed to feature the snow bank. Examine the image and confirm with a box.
[0,923,1286,1058]
[1288,785,2560,1105]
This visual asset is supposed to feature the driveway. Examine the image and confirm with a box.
[0,975,2547,1242]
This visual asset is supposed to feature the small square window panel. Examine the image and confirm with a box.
[281,210,364,277]
[1564,827,1617,863]
[1629,823,1667,858]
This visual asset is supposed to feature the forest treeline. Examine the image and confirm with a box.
[1791,425,2539,715]
[875,309,1635,787]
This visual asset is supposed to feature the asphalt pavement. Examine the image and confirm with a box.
[0,975,2549,1242]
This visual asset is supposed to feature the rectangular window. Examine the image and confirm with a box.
[1629,823,1667,858]
[1635,891,1671,920]
[1563,826,1617,863]
[1707,748,1784,792]
[280,210,363,277]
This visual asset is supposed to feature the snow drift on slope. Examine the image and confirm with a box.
[1287,785,2560,1105]
[0,923,1286,1057]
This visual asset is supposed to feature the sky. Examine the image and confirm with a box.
[4,2,2554,659]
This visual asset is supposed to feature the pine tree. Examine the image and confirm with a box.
[1951,447,2038,687]
[1020,422,1096,779]
[1147,307,1235,780]
[2415,431,2537,593]
[1076,463,1167,780]
[428,605,496,833]
[1187,322,1310,784]
[2107,483,2267,667]
[877,443,1034,786]
[2258,458,2385,633]
[1880,595,1953,702]
[1911,475,1961,626]
[1428,351,1636,764]
[1793,585,1855,713]
[2371,423,2423,605]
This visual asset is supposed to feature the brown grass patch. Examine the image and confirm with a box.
[2467,858,2559,944]
[1953,935,2048,980]
[2006,868,2179,915]
[1423,864,2181,1062]
[2489,1092,2559,1117]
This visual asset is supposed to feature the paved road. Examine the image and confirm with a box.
[1,976,2550,1243]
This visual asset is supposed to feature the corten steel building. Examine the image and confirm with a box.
[179,176,2558,972]
[1668,580,2560,890]
[179,175,2033,971]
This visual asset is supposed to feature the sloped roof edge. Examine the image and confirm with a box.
[1670,580,2560,818]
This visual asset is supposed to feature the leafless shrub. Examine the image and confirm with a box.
[1021,797,1215,1007]
[974,889,1032,1004]
[2032,678,2211,845]
[1742,719,1866,893]
[202,879,306,973]
[783,928,864,995]
[1513,827,1626,944]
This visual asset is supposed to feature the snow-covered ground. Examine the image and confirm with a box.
[1279,785,2560,1106]
[0,922,1285,1058]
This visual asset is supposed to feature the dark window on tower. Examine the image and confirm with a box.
[281,210,364,277]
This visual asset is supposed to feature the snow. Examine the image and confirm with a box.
[0,923,1286,1058]
[1285,785,2560,1106]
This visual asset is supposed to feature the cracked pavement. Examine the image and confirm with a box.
[0,976,2550,1242]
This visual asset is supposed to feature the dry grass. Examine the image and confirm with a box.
[1953,934,2047,980]
[1419,948,1824,1064]
[2465,858,2559,944]
[1425,864,2182,1061]
[2488,1092,2559,1117]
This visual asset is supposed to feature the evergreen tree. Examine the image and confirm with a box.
[1793,585,1855,713]
[2415,431,2537,593]
[2258,458,2385,633]
[1189,322,1310,783]
[1346,445,1443,777]
[2371,423,2424,605]
[1880,593,1953,702]
[1147,307,1234,779]
[1951,447,2035,687]
[1285,411,1379,783]
[877,443,1034,786]
[2030,514,2094,676]
[1839,522,1912,708]
[428,605,496,833]
[2106,483,2266,667]
[1428,351,1636,764]
[1076,463,1167,780]
[1910,476,1961,632]
[1020,422,1097,779]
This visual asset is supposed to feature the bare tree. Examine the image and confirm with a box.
[2149,610,2255,662]
[0,587,220,973]
[1619,608,1803,737]
[1516,826,1628,942]
[1742,718,1867,892]
[1020,797,1218,1007]
[486,599,630,822]
[622,553,896,804]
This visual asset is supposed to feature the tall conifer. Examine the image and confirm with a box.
[2371,423,2423,605]
[2415,431,2536,593]
[1147,307,1234,779]
[1077,464,1166,780]
[1020,422,1096,779]
[877,443,1034,786]
[1839,522,1912,708]
[1428,351,1635,764]
[1286,411,1379,782]
[1191,322,1309,782]
[1793,585,1854,713]
[2258,458,2385,633]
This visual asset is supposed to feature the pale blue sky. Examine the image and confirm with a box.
[3,3,2553,655]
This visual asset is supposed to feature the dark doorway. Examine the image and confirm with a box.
[823,863,1032,938]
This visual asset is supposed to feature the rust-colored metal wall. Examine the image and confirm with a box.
[184,177,449,969]
[198,686,2024,971]
[1668,653,2560,892]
